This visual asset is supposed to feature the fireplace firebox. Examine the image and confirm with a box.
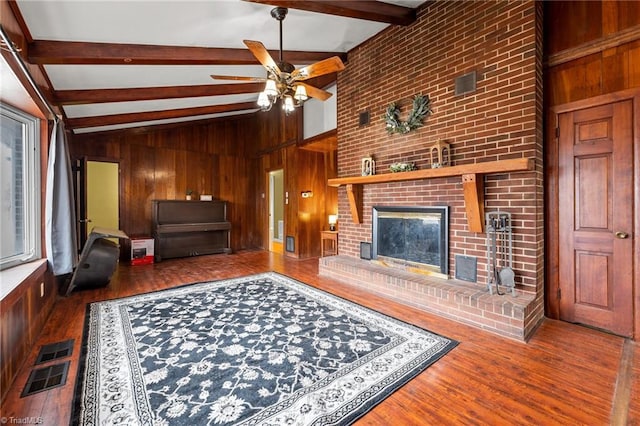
[372,206,449,276]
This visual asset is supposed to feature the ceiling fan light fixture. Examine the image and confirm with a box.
[283,95,295,113]
[211,6,342,114]
[264,79,278,97]
[257,91,272,110]
[294,85,308,102]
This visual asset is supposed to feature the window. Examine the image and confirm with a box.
[1,103,41,270]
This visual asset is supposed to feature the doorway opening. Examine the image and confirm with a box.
[76,159,120,249]
[268,169,284,254]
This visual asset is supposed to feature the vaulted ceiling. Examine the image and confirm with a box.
[7,0,427,135]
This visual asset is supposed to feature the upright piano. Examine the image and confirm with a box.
[152,200,232,262]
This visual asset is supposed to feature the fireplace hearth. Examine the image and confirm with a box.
[372,206,448,276]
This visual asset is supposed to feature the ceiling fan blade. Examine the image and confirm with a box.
[291,57,345,81]
[211,75,267,82]
[298,83,332,101]
[243,40,281,75]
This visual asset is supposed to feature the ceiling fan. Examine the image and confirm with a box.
[211,7,345,113]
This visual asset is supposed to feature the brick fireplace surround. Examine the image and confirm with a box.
[320,0,545,341]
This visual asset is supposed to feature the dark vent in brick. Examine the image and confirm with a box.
[454,71,477,96]
[286,236,295,252]
[35,339,74,364]
[21,362,70,397]
[360,242,372,260]
[358,111,370,126]
[455,255,477,282]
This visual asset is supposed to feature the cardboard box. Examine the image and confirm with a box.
[131,237,154,265]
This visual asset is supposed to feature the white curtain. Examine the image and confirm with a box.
[45,120,78,275]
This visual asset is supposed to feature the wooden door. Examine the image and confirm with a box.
[558,100,633,336]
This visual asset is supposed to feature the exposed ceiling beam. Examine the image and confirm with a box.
[244,0,417,26]
[66,101,258,128]
[53,73,337,106]
[28,40,347,65]
[54,83,264,105]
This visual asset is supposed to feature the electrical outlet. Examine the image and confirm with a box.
[40,282,45,298]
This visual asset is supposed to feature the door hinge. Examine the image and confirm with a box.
[557,287,562,300]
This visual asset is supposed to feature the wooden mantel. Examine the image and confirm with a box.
[328,158,535,232]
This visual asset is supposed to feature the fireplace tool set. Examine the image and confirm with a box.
[486,211,516,296]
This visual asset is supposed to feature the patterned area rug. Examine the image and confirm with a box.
[72,272,457,425]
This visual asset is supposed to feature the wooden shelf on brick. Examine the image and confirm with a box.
[327,158,534,232]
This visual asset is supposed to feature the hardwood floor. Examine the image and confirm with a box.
[1,250,638,425]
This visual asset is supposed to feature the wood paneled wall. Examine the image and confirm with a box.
[299,130,339,220]
[70,104,338,260]
[545,1,640,106]
[70,116,261,251]
[284,147,327,258]
[0,262,55,402]
[545,1,639,55]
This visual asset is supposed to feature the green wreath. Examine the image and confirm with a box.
[384,94,431,134]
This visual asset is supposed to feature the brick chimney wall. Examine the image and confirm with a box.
[335,1,544,300]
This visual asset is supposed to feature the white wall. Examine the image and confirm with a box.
[303,84,336,139]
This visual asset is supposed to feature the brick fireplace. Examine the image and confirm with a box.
[319,0,545,341]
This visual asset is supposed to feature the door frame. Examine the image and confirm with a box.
[75,156,122,250]
[265,168,284,253]
[546,88,640,339]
